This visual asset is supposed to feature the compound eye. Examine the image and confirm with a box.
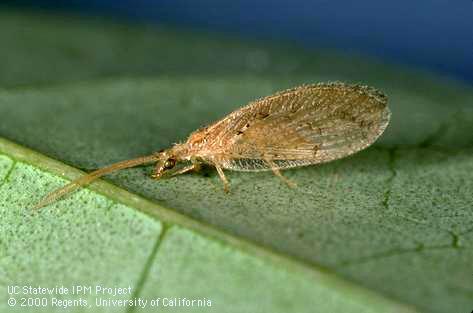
[163,158,176,170]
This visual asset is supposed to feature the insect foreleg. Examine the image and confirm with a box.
[170,162,201,177]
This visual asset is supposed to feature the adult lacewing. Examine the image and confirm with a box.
[35,82,390,209]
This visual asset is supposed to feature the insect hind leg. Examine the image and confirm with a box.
[264,158,297,188]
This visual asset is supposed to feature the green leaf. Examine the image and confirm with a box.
[0,9,472,313]
[0,139,413,313]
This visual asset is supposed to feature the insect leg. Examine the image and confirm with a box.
[170,162,201,177]
[264,158,297,188]
[215,165,230,193]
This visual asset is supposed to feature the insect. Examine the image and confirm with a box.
[35,82,390,209]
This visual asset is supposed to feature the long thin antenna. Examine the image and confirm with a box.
[34,154,159,209]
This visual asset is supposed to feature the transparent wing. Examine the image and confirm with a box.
[191,82,390,171]
[221,158,315,172]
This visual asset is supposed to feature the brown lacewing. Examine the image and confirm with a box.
[35,82,390,209]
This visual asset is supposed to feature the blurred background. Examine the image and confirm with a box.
[2,0,472,84]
